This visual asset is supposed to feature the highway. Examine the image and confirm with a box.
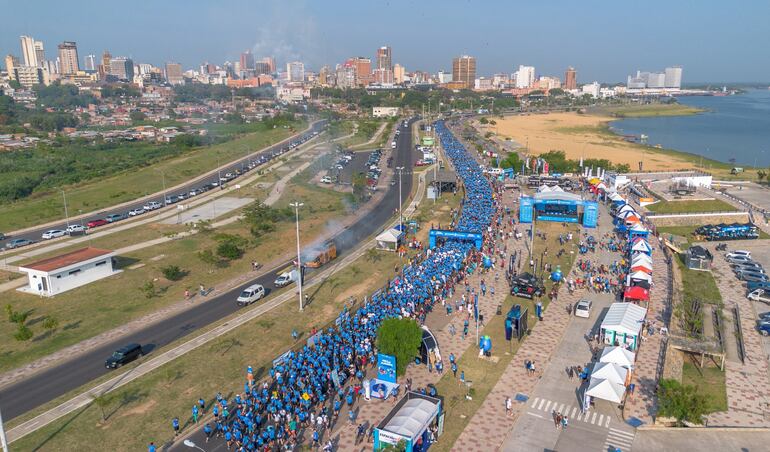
[0,117,416,422]
[0,120,327,249]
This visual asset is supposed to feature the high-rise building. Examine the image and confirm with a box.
[254,62,270,75]
[347,57,372,86]
[437,70,453,84]
[286,61,305,82]
[664,66,682,89]
[393,64,405,84]
[240,50,254,71]
[20,35,40,67]
[57,41,79,75]
[260,57,275,73]
[335,64,356,89]
[514,65,535,89]
[99,51,112,79]
[5,55,19,75]
[34,40,45,67]
[452,55,476,89]
[646,72,666,88]
[376,46,392,71]
[564,66,577,90]
[110,57,134,81]
[84,54,97,71]
[14,66,46,87]
[373,68,394,85]
[165,62,184,85]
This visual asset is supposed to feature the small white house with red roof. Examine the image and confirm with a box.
[18,247,118,297]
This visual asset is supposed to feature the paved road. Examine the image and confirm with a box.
[0,119,415,422]
[0,121,327,249]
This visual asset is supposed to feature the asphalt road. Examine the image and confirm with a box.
[0,120,327,248]
[0,118,415,422]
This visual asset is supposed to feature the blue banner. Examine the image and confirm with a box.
[377,353,397,383]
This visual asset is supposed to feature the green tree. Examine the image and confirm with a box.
[14,323,33,341]
[657,378,709,426]
[129,111,147,122]
[217,241,243,260]
[757,169,767,183]
[376,318,422,376]
[365,247,382,263]
[161,265,185,281]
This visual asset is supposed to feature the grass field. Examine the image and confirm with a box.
[681,361,727,413]
[646,199,738,214]
[9,245,403,452]
[0,180,345,374]
[676,254,722,306]
[602,104,705,118]
[0,121,305,232]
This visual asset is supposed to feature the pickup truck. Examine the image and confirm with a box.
[274,270,298,288]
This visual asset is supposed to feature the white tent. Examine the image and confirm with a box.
[609,192,624,201]
[600,346,636,369]
[616,204,636,216]
[586,377,625,403]
[381,397,440,440]
[630,224,649,234]
[591,362,629,385]
[630,260,653,271]
[631,240,652,254]
[537,185,553,193]
[375,228,403,251]
[629,270,652,282]
[631,253,653,265]
[601,302,647,337]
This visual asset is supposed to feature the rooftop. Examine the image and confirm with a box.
[20,247,113,273]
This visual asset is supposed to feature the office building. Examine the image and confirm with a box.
[34,41,45,67]
[581,81,601,98]
[99,51,112,79]
[646,72,666,88]
[346,57,372,86]
[394,64,405,84]
[254,61,270,75]
[452,55,476,89]
[14,65,46,87]
[286,61,305,82]
[165,62,184,85]
[20,35,41,67]
[84,54,96,71]
[335,64,356,89]
[240,50,254,71]
[260,57,275,73]
[57,41,79,75]
[565,66,577,90]
[437,70,453,84]
[536,76,561,91]
[373,68,394,84]
[514,65,535,89]
[376,46,392,71]
[5,55,19,75]
[474,77,493,91]
[664,66,682,89]
[110,57,134,81]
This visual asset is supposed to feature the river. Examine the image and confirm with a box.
[610,89,770,167]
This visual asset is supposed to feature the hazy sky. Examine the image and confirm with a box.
[3,0,769,83]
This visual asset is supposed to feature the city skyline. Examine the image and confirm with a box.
[3,0,770,83]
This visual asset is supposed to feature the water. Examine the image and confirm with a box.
[610,89,770,167]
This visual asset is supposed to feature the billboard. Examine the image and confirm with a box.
[377,353,397,383]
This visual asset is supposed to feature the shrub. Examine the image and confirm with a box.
[14,324,33,341]
[217,241,243,260]
[657,378,708,426]
[161,265,185,281]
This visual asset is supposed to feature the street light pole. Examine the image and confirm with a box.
[290,201,305,311]
[155,169,167,205]
[59,189,70,227]
[396,167,404,230]
[0,405,8,452]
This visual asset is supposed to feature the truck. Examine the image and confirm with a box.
[304,241,337,268]
[274,269,299,288]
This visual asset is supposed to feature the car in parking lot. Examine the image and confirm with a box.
[237,284,266,306]
[6,238,34,249]
[574,299,592,318]
[748,281,770,292]
[105,343,143,369]
[128,208,145,217]
[105,213,125,223]
[748,288,770,303]
[320,176,332,184]
[757,321,770,336]
[727,255,753,264]
[42,229,66,240]
[740,272,769,283]
[143,201,162,211]
[87,219,109,228]
[66,224,86,234]
[731,261,763,271]
[758,312,770,321]
[734,264,765,275]
[726,250,752,259]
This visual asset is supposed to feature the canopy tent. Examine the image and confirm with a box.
[419,326,441,367]
[630,239,653,254]
[631,253,653,265]
[631,280,651,290]
[591,362,629,385]
[588,177,601,185]
[586,377,625,404]
[602,303,647,335]
[608,192,625,202]
[630,263,653,274]
[374,392,442,451]
[628,271,652,282]
[616,204,636,216]
[375,228,404,251]
[619,211,641,224]
[624,286,650,301]
[600,346,636,369]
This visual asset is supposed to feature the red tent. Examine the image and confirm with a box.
[624,286,650,301]
[630,264,652,274]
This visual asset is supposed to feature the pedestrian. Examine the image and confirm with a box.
[505,396,513,416]
[562,416,569,430]
[148,442,157,452]
[192,405,199,423]
[452,362,458,379]
[198,397,205,411]
[460,370,465,386]
[203,423,213,443]
[199,284,206,296]
[172,417,180,436]
[567,366,573,380]
[556,412,563,429]
[184,289,190,299]
[530,361,536,376]
[552,410,559,428]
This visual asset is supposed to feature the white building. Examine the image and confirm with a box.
[664,66,682,89]
[514,65,535,89]
[373,107,400,118]
[286,61,305,82]
[437,70,452,84]
[581,81,601,98]
[18,247,118,297]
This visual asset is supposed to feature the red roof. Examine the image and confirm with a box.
[624,286,650,301]
[21,247,113,272]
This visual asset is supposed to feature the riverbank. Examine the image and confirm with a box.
[489,111,737,176]
[597,103,706,118]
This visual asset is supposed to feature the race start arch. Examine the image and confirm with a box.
[519,194,598,228]
[429,229,483,250]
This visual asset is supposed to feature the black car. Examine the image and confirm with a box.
[105,343,143,369]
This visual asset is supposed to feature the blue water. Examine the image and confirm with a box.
[610,89,770,167]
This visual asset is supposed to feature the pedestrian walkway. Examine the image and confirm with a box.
[527,397,612,428]
[622,236,672,424]
[603,426,636,452]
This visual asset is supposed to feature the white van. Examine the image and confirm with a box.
[748,288,770,304]
[391,141,397,149]
[237,284,265,306]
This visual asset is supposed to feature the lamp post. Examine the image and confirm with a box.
[290,201,304,311]
[396,166,404,230]
[59,189,70,227]
[183,439,206,452]
[0,405,8,452]
[154,169,167,205]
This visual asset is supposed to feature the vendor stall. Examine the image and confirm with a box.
[600,302,647,350]
[623,286,650,304]
[374,392,442,452]
[585,377,625,404]
[600,345,636,369]
[376,228,404,251]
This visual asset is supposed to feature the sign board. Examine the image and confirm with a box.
[519,197,534,223]
[582,201,599,228]
[377,429,409,446]
[377,353,397,383]
[272,350,291,368]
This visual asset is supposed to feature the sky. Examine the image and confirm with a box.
[3,0,770,83]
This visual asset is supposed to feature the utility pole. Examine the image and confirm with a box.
[396,167,404,230]
[290,201,305,311]
[0,405,8,452]
[59,189,70,227]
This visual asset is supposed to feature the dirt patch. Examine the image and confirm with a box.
[117,399,157,418]
[334,273,381,304]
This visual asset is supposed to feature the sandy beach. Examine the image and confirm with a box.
[486,112,695,171]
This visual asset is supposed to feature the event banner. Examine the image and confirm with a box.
[377,353,397,383]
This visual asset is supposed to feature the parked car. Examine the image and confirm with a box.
[727,255,753,264]
[0,232,5,240]
[87,219,108,228]
[320,176,332,184]
[42,229,66,240]
[66,224,86,234]
[237,284,266,306]
[757,321,770,336]
[726,250,752,259]
[731,261,763,271]
[128,208,145,217]
[574,299,592,318]
[105,343,143,369]
[740,272,769,283]
[6,238,33,249]
[757,312,770,321]
[748,288,770,303]
[143,201,162,211]
[747,281,770,292]
[105,213,125,223]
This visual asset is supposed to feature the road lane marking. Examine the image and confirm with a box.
[570,406,577,418]
[591,412,597,424]
[605,417,611,428]
[537,398,545,410]
[597,414,604,426]
[527,412,544,419]
[544,400,553,411]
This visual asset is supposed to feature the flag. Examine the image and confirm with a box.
[579,156,584,168]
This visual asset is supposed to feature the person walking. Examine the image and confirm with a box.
[148,442,157,452]
[505,396,513,416]
[192,405,199,424]
[203,423,213,443]
[172,417,180,436]
[561,416,569,430]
